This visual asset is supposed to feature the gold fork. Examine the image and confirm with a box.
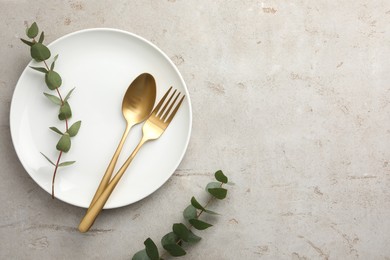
[78,87,185,232]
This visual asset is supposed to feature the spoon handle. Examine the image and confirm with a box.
[79,136,148,233]
[87,123,132,212]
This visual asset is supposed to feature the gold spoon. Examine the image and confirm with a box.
[87,73,156,211]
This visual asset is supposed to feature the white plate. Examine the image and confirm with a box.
[10,28,192,209]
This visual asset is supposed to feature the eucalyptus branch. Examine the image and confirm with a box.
[159,183,222,260]
[132,170,232,260]
[21,22,82,199]
[38,53,69,199]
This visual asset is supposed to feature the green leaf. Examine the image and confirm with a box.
[190,196,218,215]
[31,42,51,61]
[64,87,75,102]
[204,182,225,209]
[58,102,72,120]
[44,92,62,105]
[161,232,179,246]
[190,197,205,211]
[163,244,186,257]
[208,188,227,200]
[144,238,159,260]
[38,31,44,43]
[132,249,150,260]
[67,121,81,137]
[183,205,197,220]
[189,219,212,230]
[45,70,62,90]
[20,38,34,46]
[50,54,58,70]
[30,66,48,73]
[186,230,201,244]
[215,170,228,183]
[49,126,63,135]
[40,152,55,166]
[58,161,75,167]
[161,232,186,256]
[27,22,38,38]
[172,223,190,242]
[56,133,71,152]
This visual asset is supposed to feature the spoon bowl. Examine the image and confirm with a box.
[122,73,156,123]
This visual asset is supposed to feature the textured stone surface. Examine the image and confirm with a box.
[1,0,390,259]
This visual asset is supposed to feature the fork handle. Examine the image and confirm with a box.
[87,123,132,212]
[78,137,148,233]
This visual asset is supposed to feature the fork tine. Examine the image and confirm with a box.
[166,95,185,124]
[152,86,172,115]
[162,91,180,121]
[157,89,177,117]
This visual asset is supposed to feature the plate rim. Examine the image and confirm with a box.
[10,27,192,209]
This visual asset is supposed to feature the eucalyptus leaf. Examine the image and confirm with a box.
[161,232,179,246]
[27,22,38,38]
[208,188,227,200]
[40,152,55,166]
[172,223,190,242]
[189,219,212,230]
[161,232,183,255]
[45,70,62,90]
[56,133,71,152]
[64,87,75,102]
[44,92,62,105]
[31,42,50,61]
[215,170,228,183]
[58,102,72,120]
[49,126,63,135]
[190,197,205,211]
[30,66,48,73]
[58,161,75,167]
[38,31,44,43]
[183,205,197,220]
[144,238,159,260]
[186,230,201,244]
[50,54,58,70]
[132,249,150,260]
[163,244,186,257]
[206,182,221,191]
[67,121,81,137]
[20,38,34,46]
[190,197,217,214]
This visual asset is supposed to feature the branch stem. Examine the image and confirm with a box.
[51,151,63,199]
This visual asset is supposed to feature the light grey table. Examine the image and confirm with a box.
[1,1,390,259]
